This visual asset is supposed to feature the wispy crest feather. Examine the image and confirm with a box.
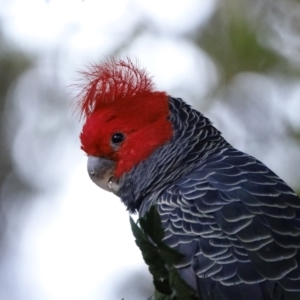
[78,57,155,119]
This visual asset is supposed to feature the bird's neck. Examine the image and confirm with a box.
[118,97,230,214]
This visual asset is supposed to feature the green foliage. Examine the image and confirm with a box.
[195,0,283,84]
[130,206,199,300]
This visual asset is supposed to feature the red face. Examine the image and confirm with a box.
[80,91,173,178]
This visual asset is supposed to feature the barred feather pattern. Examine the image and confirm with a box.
[158,151,300,300]
[119,97,300,300]
[119,97,229,213]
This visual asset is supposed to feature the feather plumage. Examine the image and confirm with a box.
[78,57,155,118]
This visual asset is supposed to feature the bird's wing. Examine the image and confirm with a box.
[157,147,300,300]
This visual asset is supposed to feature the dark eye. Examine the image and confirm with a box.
[111,132,124,144]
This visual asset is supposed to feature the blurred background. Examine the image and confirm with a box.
[0,0,300,299]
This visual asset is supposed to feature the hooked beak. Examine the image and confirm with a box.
[87,156,120,194]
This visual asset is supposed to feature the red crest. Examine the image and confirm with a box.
[78,57,155,118]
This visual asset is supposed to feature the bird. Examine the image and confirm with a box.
[77,57,300,300]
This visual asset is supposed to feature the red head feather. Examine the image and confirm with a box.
[78,57,173,177]
[78,57,155,118]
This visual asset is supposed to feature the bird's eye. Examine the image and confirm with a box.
[111,132,124,144]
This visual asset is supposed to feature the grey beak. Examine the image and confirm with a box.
[87,156,116,192]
